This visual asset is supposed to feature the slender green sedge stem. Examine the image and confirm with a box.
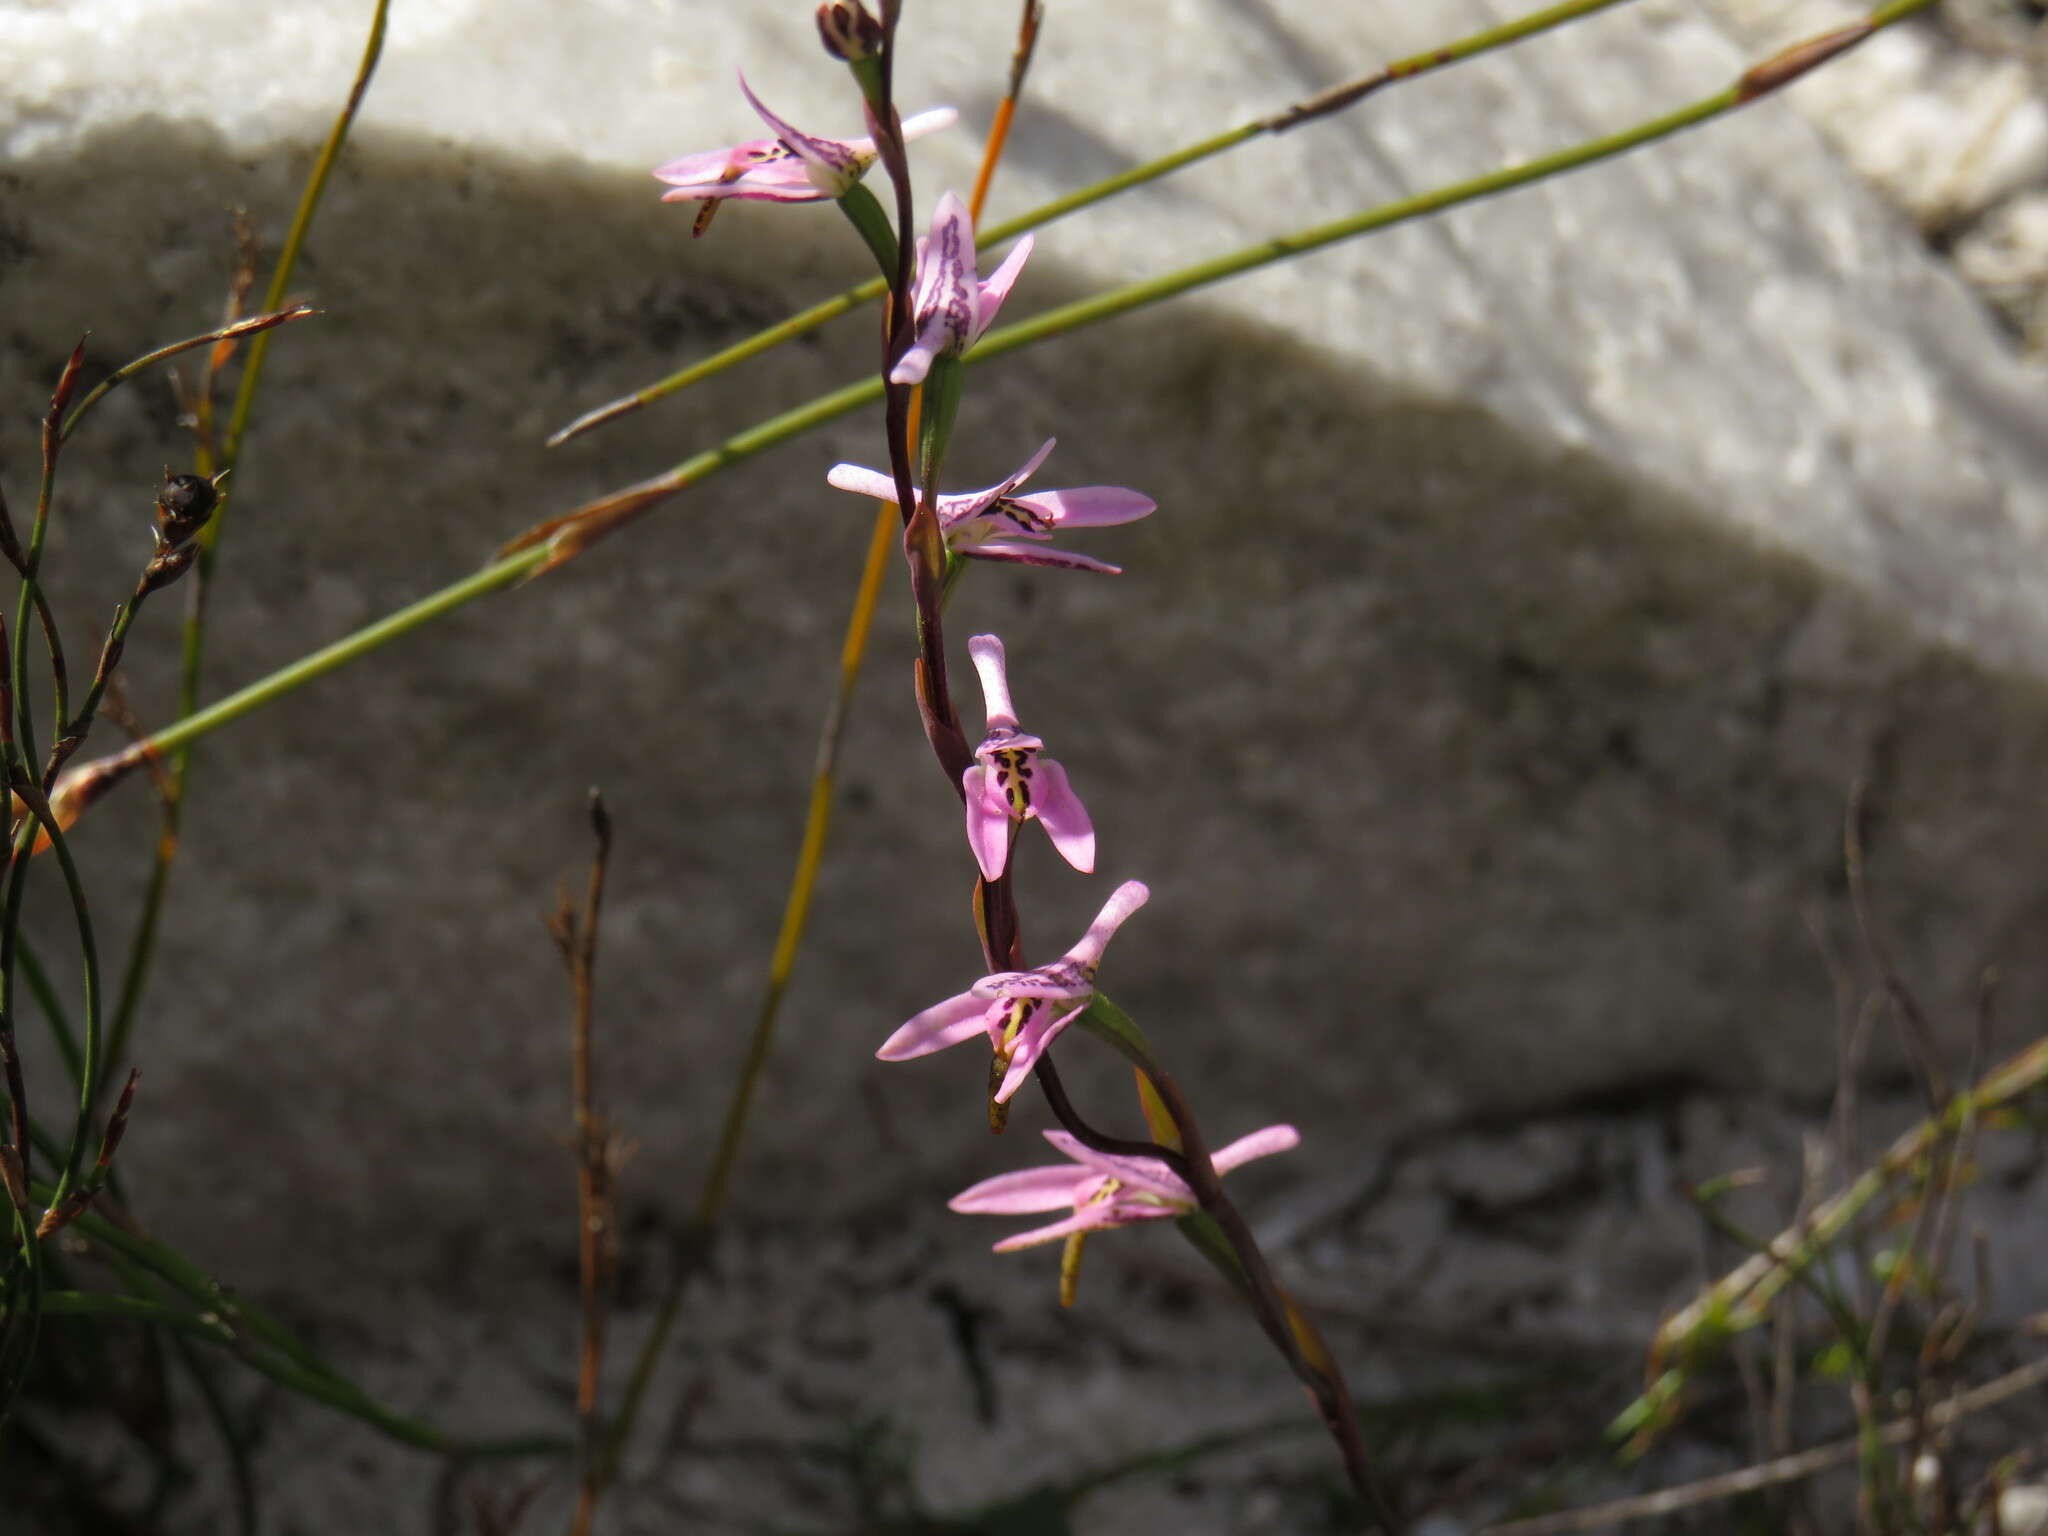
[215,0,388,492]
[1267,0,1637,130]
[1620,1028,2048,1443]
[98,1,1917,792]
[55,309,317,448]
[126,554,541,764]
[547,0,1641,445]
[598,504,897,1490]
[100,1244,258,1535]
[104,0,387,1107]
[0,1203,44,1423]
[103,831,170,1106]
[43,1189,562,1457]
[38,1290,566,1458]
[695,506,896,1226]
[15,777,106,1214]
[13,397,69,781]
[17,940,80,1089]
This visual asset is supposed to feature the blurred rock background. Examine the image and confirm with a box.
[2,0,2046,1529]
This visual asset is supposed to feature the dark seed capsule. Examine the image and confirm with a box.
[155,472,220,548]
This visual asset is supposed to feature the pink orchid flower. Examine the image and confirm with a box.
[824,438,1155,575]
[878,880,1148,1103]
[950,1124,1302,1251]
[961,634,1094,881]
[654,74,954,225]
[891,191,1034,384]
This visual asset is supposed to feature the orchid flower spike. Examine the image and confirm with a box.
[654,74,954,232]
[950,1124,1302,1252]
[825,439,1155,575]
[891,191,1033,384]
[879,880,1148,1103]
[961,635,1094,881]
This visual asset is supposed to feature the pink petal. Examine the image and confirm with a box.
[656,180,822,205]
[971,233,1035,343]
[999,439,1058,496]
[949,1164,1100,1215]
[1210,1123,1303,1175]
[1039,1132,1190,1202]
[959,543,1123,575]
[994,1002,1087,1103]
[653,140,820,203]
[936,489,1006,528]
[877,990,989,1060]
[892,192,976,384]
[967,634,1016,726]
[1066,880,1149,968]
[1012,486,1156,529]
[652,146,751,187]
[898,107,960,144]
[990,1203,1122,1253]
[1029,758,1095,873]
[825,463,901,503]
[963,766,1012,881]
[925,191,975,277]
[738,72,861,193]
[889,337,942,387]
[972,970,1092,1001]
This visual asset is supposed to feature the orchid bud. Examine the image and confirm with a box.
[816,1,883,62]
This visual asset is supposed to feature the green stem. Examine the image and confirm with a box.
[56,309,317,447]
[969,78,1829,368]
[99,1243,257,1536]
[1267,0,1638,130]
[40,1290,565,1458]
[0,1201,43,1423]
[102,851,171,1110]
[547,0,1646,444]
[106,0,387,1116]
[125,554,539,766]
[13,777,105,1216]
[834,183,900,277]
[214,0,389,489]
[17,940,80,1091]
[35,1191,566,1457]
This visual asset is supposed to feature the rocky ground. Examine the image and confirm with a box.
[33,1071,2030,1533]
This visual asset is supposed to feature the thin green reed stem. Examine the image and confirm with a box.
[16,780,106,1215]
[103,852,169,1106]
[54,310,316,449]
[93,3,1913,779]
[17,939,80,1089]
[95,1240,256,1536]
[216,0,389,490]
[126,554,543,764]
[0,1203,44,1423]
[39,1289,566,1458]
[547,0,1640,445]
[105,0,387,1107]
[1266,0,1637,128]
[34,1189,566,1457]
[972,88,1802,366]
[13,450,63,785]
